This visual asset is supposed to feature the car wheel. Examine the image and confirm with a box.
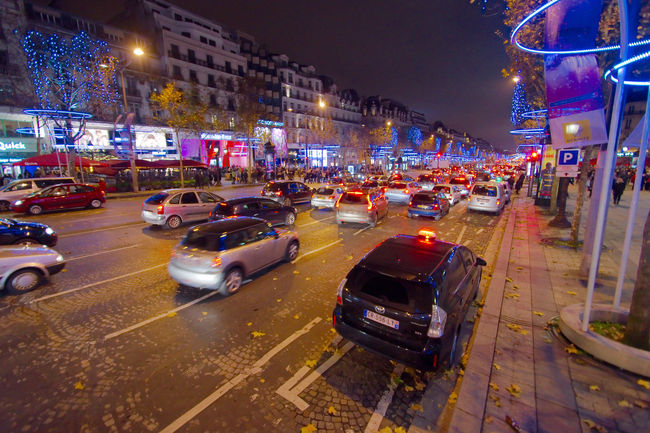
[219,267,243,296]
[407,212,413,218]
[0,200,9,211]
[285,240,299,261]
[285,212,296,226]
[283,197,291,206]
[166,215,182,229]
[28,205,43,215]
[89,199,102,209]
[369,213,378,228]
[14,238,40,246]
[435,214,441,221]
[5,268,42,294]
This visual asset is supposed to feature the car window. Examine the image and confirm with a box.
[412,193,435,202]
[181,231,222,251]
[445,252,467,292]
[460,248,474,269]
[263,182,281,192]
[169,194,181,204]
[340,192,367,204]
[146,193,169,205]
[7,181,31,191]
[316,187,334,195]
[224,230,248,249]
[438,193,448,201]
[261,199,281,209]
[68,185,86,194]
[198,192,217,203]
[389,182,407,189]
[433,186,450,194]
[47,186,67,197]
[472,185,497,197]
[288,183,300,193]
[242,201,261,211]
[39,178,73,187]
[246,224,273,242]
[181,192,199,204]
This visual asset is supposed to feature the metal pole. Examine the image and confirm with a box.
[582,0,629,331]
[613,87,650,308]
[121,69,139,192]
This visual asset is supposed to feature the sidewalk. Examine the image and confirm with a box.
[446,196,650,433]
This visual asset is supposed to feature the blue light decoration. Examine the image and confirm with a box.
[511,79,532,126]
[510,0,650,56]
[407,126,422,147]
[390,127,398,147]
[604,49,650,87]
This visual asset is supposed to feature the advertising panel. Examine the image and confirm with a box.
[135,131,167,149]
[78,128,111,149]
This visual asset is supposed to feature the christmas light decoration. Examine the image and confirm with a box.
[407,126,422,147]
[511,79,532,126]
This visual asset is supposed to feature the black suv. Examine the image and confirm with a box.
[209,197,297,226]
[260,181,313,206]
[333,229,486,370]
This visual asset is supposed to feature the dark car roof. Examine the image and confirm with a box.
[358,235,456,282]
[220,196,275,205]
[193,216,266,233]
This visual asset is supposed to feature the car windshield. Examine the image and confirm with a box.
[349,268,434,312]
[145,193,169,205]
[389,182,407,189]
[181,231,223,251]
[316,187,334,195]
[433,186,450,194]
[412,193,436,203]
[340,192,368,204]
[473,185,497,197]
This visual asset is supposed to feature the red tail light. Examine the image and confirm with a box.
[403,189,409,194]
[336,278,346,305]
[433,204,439,210]
[328,195,335,200]
[496,199,501,206]
[275,191,283,196]
[157,205,165,215]
[260,189,264,195]
[408,201,412,207]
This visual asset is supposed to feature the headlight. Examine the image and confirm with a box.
[45,228,54,235]
[56,254,64,262]
[14,200,22,206]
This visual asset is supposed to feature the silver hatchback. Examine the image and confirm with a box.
[142,189,224,229]
[0,246,65,294]
[336,188,388,227]
[311,185,344,209]
[168,217,299,295]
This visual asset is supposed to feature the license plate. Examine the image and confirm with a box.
[418,205,429,209]
[364,310,399,329]
[143,210,152,214]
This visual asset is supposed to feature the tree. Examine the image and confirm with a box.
[623,208,650,350]
[347,128,371,165]
[21,30,118,177]
[151,82,209,187]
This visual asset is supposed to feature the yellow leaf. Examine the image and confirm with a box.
[505,277,513,283]
[411,403,423,412]
[306,359,318,368]
[516,267,523,271]
[543,337,553,344]
[506,323,522,332]
[251,331,265,338]
[166,311,177,317]
[448,392,458,404]
[485,415,493,424]
[327,406,337,415]
[414,380,426,391]
[247,322,253,326]
[458,368,464,376]
[202,312,207,316]
[533,311,545,316]
[589,385,600,391]
[326,317,332,322]
[273,277,278,281]
[489,382,499,391]
[74,381,84,390]
[567,291,578,296]
[345,255,353,260]
[520,330,529,335]
[404,385,414,392]
[493,363,501,370]
[506,384,521,398]
[259,378,265,383]
[489,395,501,407]
[300,424,317,433]
[61,268,67,272]
[330,328,337,333]
[637,379,650,390]
[618,399,632,408]
[293,314,300,319]
[394,428,407,433]
[583,419,607,433]
[276,298,282,302]
[293,270,300,274]
[377,428,392,433]
[583,419,597,429]
[564,345,579,354]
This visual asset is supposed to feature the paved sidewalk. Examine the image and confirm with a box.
[446,196,650,433]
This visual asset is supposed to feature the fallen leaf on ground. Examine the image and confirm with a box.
[506,384,521,398]
[74,381,84,390]
[634,400,648,408]
[489,382,499,391]
[567,291,578,296]
[305,359,317,368]
[394,428,407,433]
[293,314,300,319]
[489,395,501,407]
[448,392,458,404]
[273,277,278,281]
[301,424,317,433]
[411,403,423,412]
[493,363,502,370]
[414,380,426,391]
[346,255,353,260]
[637,379,650,390]
[533,311,545,317]
[293,270,300,274]
[516,267,523,271]
[305,277,311,281]
[377,428,392,433]
[259,378,265,383]
[505,277,513,283]
[543,337,553,344]
[166,312,177,317]
[391,375,404,386]
[251,331,265,338]
[589,385,600,391]
[202,312,207,316]
[327,406,337,415]
[618,399,632,408]
[404,385,414,392]
[506,323,522,332]
[247,322,253,326]
[519,329,529,335]
[583,419,607,433]
[61,269,67,272]
[485,415,493,424]
[504,292,520,299]
[564,345,579,354]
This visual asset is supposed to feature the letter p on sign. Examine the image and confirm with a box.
[558,149,579,166]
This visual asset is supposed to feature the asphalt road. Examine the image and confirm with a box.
[0,186,503,433]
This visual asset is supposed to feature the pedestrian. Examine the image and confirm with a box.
[98,178,107,194]
[515,172,525,194]
[612,176,625,205]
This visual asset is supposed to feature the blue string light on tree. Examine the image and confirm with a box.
[511,76,532,126]
[407,126,422,147]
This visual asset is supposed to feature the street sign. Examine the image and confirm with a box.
[558,149,580,166]
[557,166,580,177]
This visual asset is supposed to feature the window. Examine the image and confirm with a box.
[459,248,475,269]
[261,200,281,209]
[200,36,207,44]
[445,253,466,292]
[224,230,247,249]
[181,192,199,204]
[181,32,191,38]
[246,224,272,242]
[174,13,182,21]
[288,73,293,84]
[199,192,217,203]
[188,49,196,62]
[170,44,180,57]
[169,194,181,204]
[209,39,216,47]
[242,201,261,211]
[207,55,214,67]
[7,181,31,191]
[172,65,182,78]
[189,70,198,83]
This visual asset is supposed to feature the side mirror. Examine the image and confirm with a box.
[476,257,487,267]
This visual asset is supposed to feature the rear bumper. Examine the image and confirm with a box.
[468,202,500,212]
[311,198,335,208]
[408,208,442,217]
[333,306,442,371]
[336,210,372,224]
[142,211,167,225]
[167,261,223,290]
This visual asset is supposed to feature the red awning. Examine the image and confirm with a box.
[105,159,163,169]
[155,159,207,168]
[12,152,108,168]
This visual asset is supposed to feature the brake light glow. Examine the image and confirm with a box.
[433,204,439,210]
[157,205,165,215]
[409,201,413,207]
[403,189,409,194]
[496,199,501,206]
[211,257,222,268]
[427,304,447,338]
[336,278,347,305]
[328,195,335,200]
[275,191,283,196]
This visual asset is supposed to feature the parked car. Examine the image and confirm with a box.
[10,183,105,215]
[311,185,344,209]
[431,184,462,206]
[209,197,297,226]
[449,176,472,198]
[332,228,486,370]
[467,182,506,215]
[336,188,388,227]
[0,218,57,246]
[142,189,224,229]
[261,181,313,206]
[384,181,421,204]
[0,245,65,294]
[416,174,439,191]
[168,217,299,295]
[407,192,451,220]
[0,177,75,211]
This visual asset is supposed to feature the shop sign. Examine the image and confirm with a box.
[135,132,167,149]
[0,141,27,151]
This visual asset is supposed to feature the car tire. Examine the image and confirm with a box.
[283,198,291,206]
[0,200,10,211]
[369,213,378,228]
[14,238,40,246]
[166,215,182,229]
[89,199,102,209]
[219,267,243,296]
[435,214,441,221]
[5,268,43,294]
[28,205,43,215]
[285,212,296,226]
[407,212,413,218]
[285,240,299,262]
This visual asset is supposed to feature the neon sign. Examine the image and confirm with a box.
[0,141,27,151]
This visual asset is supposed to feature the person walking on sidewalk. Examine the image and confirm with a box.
[612,176,625,205]
[515,172,526,194]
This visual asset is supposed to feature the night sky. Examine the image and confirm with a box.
[49,0,514,150]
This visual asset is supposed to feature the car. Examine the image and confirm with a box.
[311,185,344,209]
[449,176,472,198]
[10,183,105,215]
[335,188,388,227]
[0,177,75,211]
[330,176,358,189]
[0,218,57,246]
[168,217,299,295]
[431,184,462,206]
[209,197,297,226]
[384,181,421,204]
[0,245,65,294]
[388,173,414,182]
[498,181,512,204]
[332,228,486,370]
[467,182,506,215]
[260,181,313,206]
[367,175,389,187]
[416,174,438,191]
[142,189,224,229]
[408,192,451,220]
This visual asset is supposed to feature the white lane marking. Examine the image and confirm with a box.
[293,239,342,262]
[455,225,467,244]
[364,363,405,433]
[301,216,334,227]
[59,222,148,238]
[158,317,322,433]
[476,228,485,235]
[104,290,221,340]
[353,226,371,236]
[276,341,354,411]
[29,263,166,304]
[65,244,140,262]
[463,240,472,246]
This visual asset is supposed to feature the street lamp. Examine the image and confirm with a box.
[513,76,521,83]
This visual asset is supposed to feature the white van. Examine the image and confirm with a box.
[467,182,506,215]
[0,178,75,210]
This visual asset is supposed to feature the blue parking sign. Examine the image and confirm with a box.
[558,149,580,166]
